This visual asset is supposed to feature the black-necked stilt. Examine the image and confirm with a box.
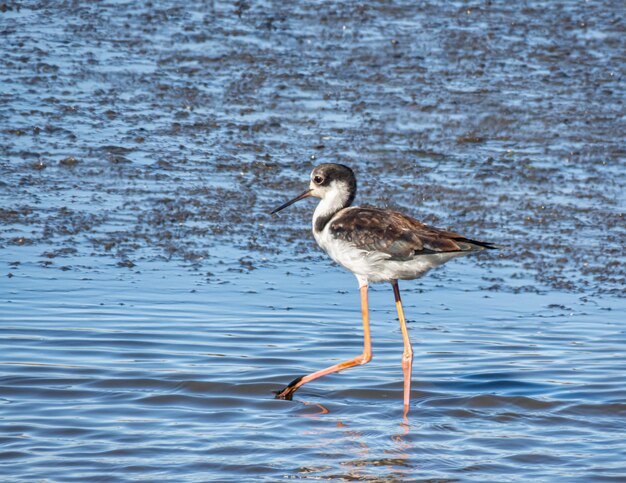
[271,163,498,414]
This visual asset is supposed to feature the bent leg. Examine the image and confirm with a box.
[275,284,372,400]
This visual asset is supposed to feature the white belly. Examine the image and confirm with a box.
[313,225,465,283]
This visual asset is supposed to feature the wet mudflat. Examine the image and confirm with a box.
[1,1,625,482]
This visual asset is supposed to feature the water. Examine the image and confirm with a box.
[2,261,625,481]
[1,1,625,482]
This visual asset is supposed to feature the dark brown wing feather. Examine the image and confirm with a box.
[328,207,497,260]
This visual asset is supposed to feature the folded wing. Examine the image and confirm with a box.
[328,207,497,261]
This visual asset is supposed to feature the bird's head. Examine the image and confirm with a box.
[271,163,357,214]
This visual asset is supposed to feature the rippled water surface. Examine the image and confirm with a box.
[1,1,625,482]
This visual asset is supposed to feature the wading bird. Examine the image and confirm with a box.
[271,164,497,415]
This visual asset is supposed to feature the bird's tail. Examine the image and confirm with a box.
[457,237,503,251]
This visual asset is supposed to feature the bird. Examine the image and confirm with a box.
[270,163,498,415]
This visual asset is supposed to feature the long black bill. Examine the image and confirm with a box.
[270,189,313,215]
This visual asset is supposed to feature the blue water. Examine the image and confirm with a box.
[2,252,625,481]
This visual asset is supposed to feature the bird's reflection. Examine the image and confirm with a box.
[301,400,330,417]
[291,397,415,481]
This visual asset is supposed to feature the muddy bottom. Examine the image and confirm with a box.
[1,1,625,482]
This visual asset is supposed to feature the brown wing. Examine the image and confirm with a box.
[328,207,496,260]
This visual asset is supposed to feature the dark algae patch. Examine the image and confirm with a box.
[1,1,623,296]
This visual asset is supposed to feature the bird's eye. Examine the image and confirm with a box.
[313,176,324,184]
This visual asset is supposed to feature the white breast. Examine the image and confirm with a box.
[313,216,467,284]
[314,224,371,273]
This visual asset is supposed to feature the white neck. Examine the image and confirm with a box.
[312,184,351,233]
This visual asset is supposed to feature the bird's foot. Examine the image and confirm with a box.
[273,375,305,400]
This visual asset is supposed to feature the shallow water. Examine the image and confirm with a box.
[1,1,625,482]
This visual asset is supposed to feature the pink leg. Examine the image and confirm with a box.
[275,284,372,400]
[392,280,413,416]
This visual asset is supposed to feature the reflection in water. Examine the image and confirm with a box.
[294,399,415,480]
[301,400,330,417]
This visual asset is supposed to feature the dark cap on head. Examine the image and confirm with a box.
[311,163,356,188]
[311,163,357,207]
